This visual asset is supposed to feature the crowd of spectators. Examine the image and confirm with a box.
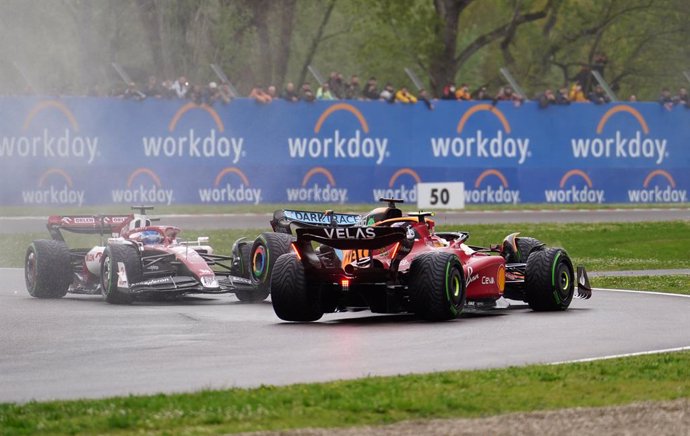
[112,60,690,111]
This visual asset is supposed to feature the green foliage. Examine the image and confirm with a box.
[2,0,688,98]
[1,351,689,435]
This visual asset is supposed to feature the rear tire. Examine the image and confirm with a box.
[24,240,72,298]
[408,252,465,321]
[506,237,544,263]
[249,232,295,296]
[525,247,574,311]
[271,254,322,322]
[100,244,141,305]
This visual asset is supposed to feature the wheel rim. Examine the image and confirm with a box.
[252,246,267,279]
[446,266,464,308]
[25,250,37,290]
[556,263,571,298]
[101,255,111,295]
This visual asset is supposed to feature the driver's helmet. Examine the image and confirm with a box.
[140,230,163,245]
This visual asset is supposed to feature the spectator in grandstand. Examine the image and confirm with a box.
[536,88,556,108]
[659,87,674,111]
[249,85,272,104]
[362,77,380,100]
[122,81,145,101]
[267,85,279,100]
[300,82,316,102]
[495,85,523,105]
[395,86,418,103]
[188,84,204,104]
[628,94,638,102]
[327,71,344,99]
[587,84,611,105]
[379,83,395,102]
[204,82,228,105]
[282,82,300,102]
[573,66,593,94]
[160,79,176,99]
[455,83,472,100]
[441,82,456,100]
[418,88,434,110]
[344,75,361,99]
[568,82,588,102]
[142,75,163,98]
[472,86,492,100]
[316,82,336,100]
[555,86,571,104]
[171,75,190,99]
[674,87,689,106]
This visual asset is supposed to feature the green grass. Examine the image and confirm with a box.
[592,275,690,295]
[7,221,690,272]
[1,351,688,436]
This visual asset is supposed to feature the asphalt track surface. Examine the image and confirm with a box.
[0,207,688,233]
[2,267,690,403]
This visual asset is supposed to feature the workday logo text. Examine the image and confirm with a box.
[570,105,668,165]
[286,167,347,204]
[111,168,174,205]
[430,104,531,164]
[628,170,686,203]
[21,168,85,206]
[544,169,605,204]
[465,169,520,205]
[142,103,245,163]
[198,167,262,204]
[287,103,389,165]
[0,100,99,164]
[372,168,419,203]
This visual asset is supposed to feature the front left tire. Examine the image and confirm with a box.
[100,244,142,305]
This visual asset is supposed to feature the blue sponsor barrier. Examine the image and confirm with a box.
[1,97,688,206]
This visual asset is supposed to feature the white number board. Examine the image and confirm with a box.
[416,182,465,210]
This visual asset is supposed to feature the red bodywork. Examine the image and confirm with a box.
[339,216,506,303]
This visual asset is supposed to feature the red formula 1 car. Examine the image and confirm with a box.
[270,199,592,322]
[24,206,255,304]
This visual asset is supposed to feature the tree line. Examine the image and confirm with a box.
[0,0,687,100]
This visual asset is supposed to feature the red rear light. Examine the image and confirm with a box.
[390,242,400,259]
[340,278,350,290]
[291,242,302,260]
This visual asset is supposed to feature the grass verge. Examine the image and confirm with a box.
[1,351,688,436]
[4,221,690,272]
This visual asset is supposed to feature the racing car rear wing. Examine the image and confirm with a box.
[271,209,361,233]
[295,226,407,250]
[47,215,132,240]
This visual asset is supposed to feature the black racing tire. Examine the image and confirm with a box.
[234,244,268,302]
[271,253,322,322]
[100,244,141,305]
[24,240,72,298]
[249,232,295,295]
[230,241,251,278]
[525,247,575,311]
[408,252,465,321]
[506,237,544,263]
